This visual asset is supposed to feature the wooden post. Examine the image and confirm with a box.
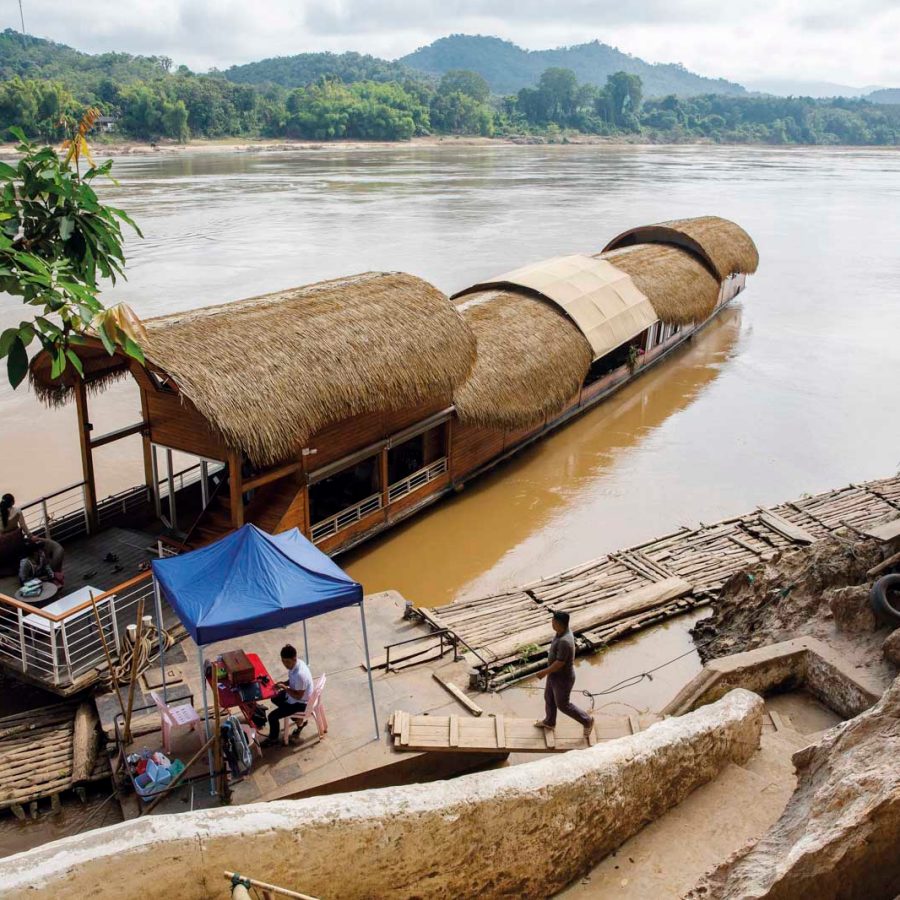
[139,390,155,498]
[211,670,225,802]
[228,450,244,528]
[73,380,98,533]
[379,447,389,510]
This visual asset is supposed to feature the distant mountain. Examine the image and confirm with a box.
[398,35,746,98]
[867,88,900,105]
[744,77,885,99]
[224,51,413,88]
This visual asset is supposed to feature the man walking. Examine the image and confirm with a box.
[261,644,313,747]
[535,610,595,743]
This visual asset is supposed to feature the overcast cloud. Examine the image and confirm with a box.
[9,0,900,88]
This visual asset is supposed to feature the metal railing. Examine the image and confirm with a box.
[387,458,448,504]
[383,628,460,671]
[310,493,383,544]
[17,461,223,544]
[0,574,156,687]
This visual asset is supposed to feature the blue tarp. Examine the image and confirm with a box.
[151,524,363,646]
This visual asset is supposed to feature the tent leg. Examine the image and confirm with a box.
[303,619,309,665]
[198,646,215,796]
[359,600,379,741]
[154,579,167,704]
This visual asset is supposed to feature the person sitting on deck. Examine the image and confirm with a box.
[17,539,65,587]
[1,493,32,576]
[261,644,313,748]
[535,610,595,743]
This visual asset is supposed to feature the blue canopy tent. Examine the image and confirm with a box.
[150,525,379,778]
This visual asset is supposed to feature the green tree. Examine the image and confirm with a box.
[0,115,144,388]
[438,70,491,104]
[161,99,190,142]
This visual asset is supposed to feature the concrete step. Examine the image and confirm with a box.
[559,737,798,899]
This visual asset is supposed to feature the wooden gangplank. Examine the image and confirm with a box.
[389,710,661,754]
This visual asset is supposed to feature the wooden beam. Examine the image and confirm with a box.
[228,451,244,528]
[242,460,303,493]
[73,380,98,532]
[758,510,815,544]
[89,421,147,449]
[863,518,900,543]
[432,673,484,716]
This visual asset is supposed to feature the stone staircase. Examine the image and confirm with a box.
[560,699,836,899]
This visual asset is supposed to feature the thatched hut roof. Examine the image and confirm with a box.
[598,243,721,326]
[32,272,477,467]
[452,289,592,430]
[602,215,759,279]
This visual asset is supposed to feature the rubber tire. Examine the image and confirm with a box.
[870,574,900,627]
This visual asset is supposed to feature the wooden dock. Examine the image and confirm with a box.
[389,710,662,753]
[0,702,110,818]
[418,475,900,689]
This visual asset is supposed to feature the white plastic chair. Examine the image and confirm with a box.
[150,690,204,754]
[282,673,328,745]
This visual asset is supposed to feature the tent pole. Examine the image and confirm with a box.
[198,645,215,795]
[303,619,309,665]
[153,579,167,703]
[358,600,379,740]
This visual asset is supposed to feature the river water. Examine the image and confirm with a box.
[2,144,898,605]
[1,143,899,858]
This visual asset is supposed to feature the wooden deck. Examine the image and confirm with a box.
[420,475,900,689]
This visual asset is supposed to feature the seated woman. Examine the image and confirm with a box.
[1,494,32,540]
[0,493,31,577]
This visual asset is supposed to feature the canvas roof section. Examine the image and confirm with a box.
[453,255,658,360]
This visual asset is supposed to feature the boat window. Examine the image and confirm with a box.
[309,454,381,525]
[388,423,447,486]
[583,344,630,386]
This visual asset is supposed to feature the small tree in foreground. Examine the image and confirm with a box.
[0,109,144,389]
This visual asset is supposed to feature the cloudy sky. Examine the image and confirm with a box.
[9,0,900,89]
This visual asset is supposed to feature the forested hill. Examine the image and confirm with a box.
[224,51,413,87]
[0,29,173,86]
[867,88,900,105]
[399,35,745,98]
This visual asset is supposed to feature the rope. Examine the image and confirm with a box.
[99,621,176,689]
[579,639,716,707]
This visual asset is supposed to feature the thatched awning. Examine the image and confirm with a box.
[452,289,592,430]
[597,244,721,326]
[32,272,477,467]
[602,216,759,280]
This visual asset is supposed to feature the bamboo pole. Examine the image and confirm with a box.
[89,591,127,726]
[223,872,319,900]
[123,596,145,745]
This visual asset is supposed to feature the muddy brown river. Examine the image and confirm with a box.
[0,143,899,858]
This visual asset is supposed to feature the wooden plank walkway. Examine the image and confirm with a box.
[389,710,662,754]
[419,474,900,690]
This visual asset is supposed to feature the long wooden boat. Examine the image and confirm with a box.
[29,215,758,559]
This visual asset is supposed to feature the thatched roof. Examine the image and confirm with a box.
[602,215,759,279]
[598,243,721,326]
[32,272,477,467]
[452,289,592,430]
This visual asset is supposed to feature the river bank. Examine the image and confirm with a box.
[3,134,899,158]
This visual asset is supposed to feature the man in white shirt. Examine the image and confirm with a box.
[262,644,313,747]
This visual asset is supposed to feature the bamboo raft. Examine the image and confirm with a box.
[0,702,110,818]
[417,475,900,690]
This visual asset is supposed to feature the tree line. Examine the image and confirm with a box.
[0,55,897,146]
